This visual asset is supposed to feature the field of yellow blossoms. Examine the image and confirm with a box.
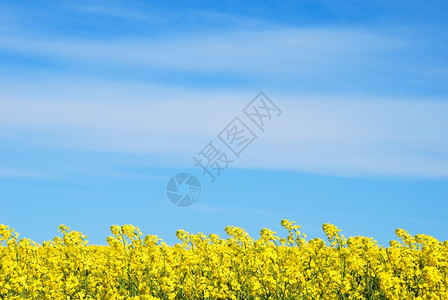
[1,220,447,299]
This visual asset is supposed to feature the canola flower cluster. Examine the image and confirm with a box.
[0,220,447,299]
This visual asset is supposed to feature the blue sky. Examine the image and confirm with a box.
[1,0,447,245]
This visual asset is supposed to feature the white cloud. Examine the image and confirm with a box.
[237,95,448,178]
[0,27,402,77]
[0,167,53,179]
[73,4,153,21]
[0,24,446,179]
[1,80,447,178]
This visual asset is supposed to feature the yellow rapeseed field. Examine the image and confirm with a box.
[0,220,447,299]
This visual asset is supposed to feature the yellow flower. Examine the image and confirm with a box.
[0,221,446,299]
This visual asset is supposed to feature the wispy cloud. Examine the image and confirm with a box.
[1,79,447,178]
[73,4,267,29]
[0,27,403,76]
[238,95,448,178]
[73,4,153,22]
[1,12,447,179]
[0,167,53,179]
[2,23,446,97]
